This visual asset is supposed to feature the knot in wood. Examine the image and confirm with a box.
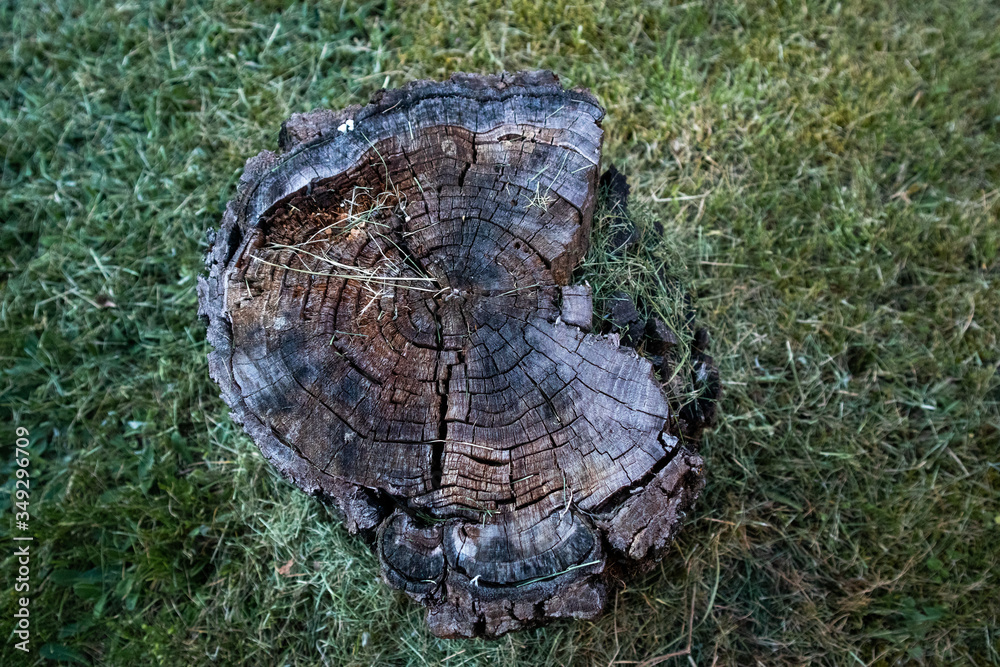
[198,71,710,638]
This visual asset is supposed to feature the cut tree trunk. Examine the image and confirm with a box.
[198,71,716,639]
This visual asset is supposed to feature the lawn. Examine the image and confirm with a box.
[2,1,998,665]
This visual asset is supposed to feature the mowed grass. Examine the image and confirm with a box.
[1,0,998,664]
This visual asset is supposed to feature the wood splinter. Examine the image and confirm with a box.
[198,71,717,638]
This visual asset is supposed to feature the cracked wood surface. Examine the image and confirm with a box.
[198,71,711,638]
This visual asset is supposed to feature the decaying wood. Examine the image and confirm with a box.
[198,71,717,638]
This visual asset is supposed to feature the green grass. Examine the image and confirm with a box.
[2,0,998,664]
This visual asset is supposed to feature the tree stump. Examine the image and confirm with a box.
[198,71,716,638]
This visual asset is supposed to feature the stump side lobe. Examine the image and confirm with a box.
[198,71,709,638]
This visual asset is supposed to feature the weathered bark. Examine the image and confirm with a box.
[198,71,716,638]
